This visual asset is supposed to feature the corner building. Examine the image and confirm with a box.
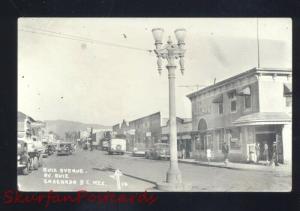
[187,68,292,164]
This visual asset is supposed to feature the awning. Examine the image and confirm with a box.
[233,112,291,126]
[237,86,251,96]
[212,94,223,103]
[284,83,292,95]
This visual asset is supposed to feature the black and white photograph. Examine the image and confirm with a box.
[17,18,292,192]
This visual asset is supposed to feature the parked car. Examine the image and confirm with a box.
[45,143,56,156]
[108,139,126,155]
[17,139,30,175]
[132,144,146,157]
[41,141,49,158]
[56,142,73,155]
[145,143,170,160]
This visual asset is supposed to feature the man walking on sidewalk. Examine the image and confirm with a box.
[222,142,229,166]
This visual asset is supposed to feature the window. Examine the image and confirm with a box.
[244,95,251,109]
[286,95,292,107]
[218,103,223,114]
[195,137,201,150]
[206,135,213,150]
[231,100,237,112]
[228,128,241,150]
[228,91,237,113]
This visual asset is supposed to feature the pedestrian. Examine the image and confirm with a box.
[182,147,186,159]
[222,142,229,166]
[255,143,260,164]
[206,148,211,165]
[263,142,269,166]
[271,142,279,167]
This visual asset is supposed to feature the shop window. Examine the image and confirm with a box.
[206,135,213,150]
[229,128,241,150]
[200,138,205,150]
[244,95,251,109]
[195,137,201,150]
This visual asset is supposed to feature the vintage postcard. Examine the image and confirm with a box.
[17,18,292,192]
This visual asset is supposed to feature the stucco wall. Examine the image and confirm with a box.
[191,79,259,131]
[258,75,291,113]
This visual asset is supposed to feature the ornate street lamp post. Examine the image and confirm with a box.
[152,28,190,191]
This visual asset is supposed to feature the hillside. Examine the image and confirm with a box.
[44,120,111,138]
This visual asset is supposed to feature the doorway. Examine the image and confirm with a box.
[256,133,276,162]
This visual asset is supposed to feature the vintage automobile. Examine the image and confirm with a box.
[56,142,73,156]
[17,139,30,175]
[132,147,146,157]
[132,143,146,157]
[108,139,126,155]
[145,143,170,160]
[45,143,56,156]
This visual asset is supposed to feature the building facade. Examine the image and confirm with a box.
[187,68,292,164]
[113,112,163,151]
[161,117,192,158]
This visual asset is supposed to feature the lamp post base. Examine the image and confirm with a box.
[156,182,192,191]
[166,167,182,184]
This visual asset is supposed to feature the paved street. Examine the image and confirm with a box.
[18,149,291,192]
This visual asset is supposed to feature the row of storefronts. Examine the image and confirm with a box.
[113,67,292,164]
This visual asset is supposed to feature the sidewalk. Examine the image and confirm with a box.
[125,150,291,174]
[178,158,291,173]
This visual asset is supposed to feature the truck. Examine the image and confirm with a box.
[107,138,126,155]
[90,130,112,150]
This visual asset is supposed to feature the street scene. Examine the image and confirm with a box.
[18,18,292,192]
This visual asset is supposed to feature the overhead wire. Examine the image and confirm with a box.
[19,25,154,54]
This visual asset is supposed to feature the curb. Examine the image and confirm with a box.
[178,159,290,173]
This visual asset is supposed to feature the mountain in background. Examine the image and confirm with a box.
[44,120,111,138]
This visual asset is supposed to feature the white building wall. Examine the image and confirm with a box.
[282,123,292,166]
[258,74,291,112]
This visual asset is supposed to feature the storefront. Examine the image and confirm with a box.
[233,112,292,164]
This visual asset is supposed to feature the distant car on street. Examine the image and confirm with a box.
[145,143,170,160]
[108,139,126,155]
[56,142,73,156]
[41,140,49,158]
[132,143,146,157]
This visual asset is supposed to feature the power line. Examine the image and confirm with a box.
[19,26,154,53]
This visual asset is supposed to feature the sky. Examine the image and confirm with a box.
[18,18,292,126]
